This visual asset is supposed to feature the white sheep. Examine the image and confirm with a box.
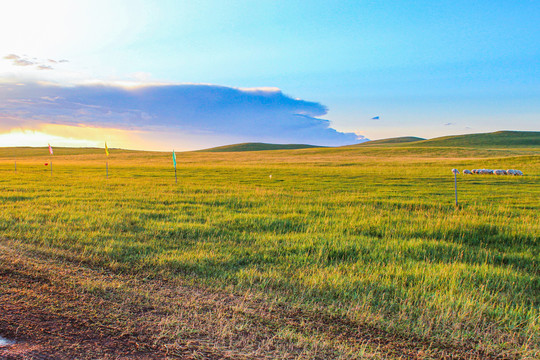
[507,169,524,176]
[463,169,472,174]
[452,168,459,174]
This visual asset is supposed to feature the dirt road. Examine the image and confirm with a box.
[0,241,507,359]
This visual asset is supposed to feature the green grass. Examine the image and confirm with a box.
[357,136,425,145]
[0,144,538,357]
[199,142,322,152]
[352,130,540,149]
[408,130,540,148]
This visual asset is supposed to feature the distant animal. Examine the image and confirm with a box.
[463,169,472,174]
[494,169,507,175]
[452,169,459,174]
[507,169,524,176]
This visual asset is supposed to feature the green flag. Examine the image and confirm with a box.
[172,150,177,168]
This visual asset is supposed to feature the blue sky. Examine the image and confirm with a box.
[0,0,538,150]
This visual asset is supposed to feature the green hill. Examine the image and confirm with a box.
[350,131,539,148]
[408,131,540,148]
[199,142,322,152]
[358,136,425,146]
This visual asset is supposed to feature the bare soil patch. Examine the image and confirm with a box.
[0,241,511,359]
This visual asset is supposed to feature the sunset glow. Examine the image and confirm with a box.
[1,1,538,149]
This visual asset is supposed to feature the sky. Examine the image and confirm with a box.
[0,0,538,150]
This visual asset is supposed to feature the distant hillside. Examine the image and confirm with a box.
[199,142,322,152]
[409,131,540,148]
[358,136,425,145]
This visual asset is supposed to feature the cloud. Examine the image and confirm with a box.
[36,65,54,70]
[444,122,454,126]
[3,54,35,66]
[0,81,363,146]
[3,54,68,69]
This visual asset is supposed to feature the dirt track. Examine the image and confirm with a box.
[0,241,512,359]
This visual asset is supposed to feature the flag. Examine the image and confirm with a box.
[105,142,109,157]
[172,150,177,168]
[48,143,53,155]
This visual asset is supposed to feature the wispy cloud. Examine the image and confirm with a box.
[3,54,35,67]
[3,54,69,71]
[36,65,53,70]
[0,81,364,146]
[444,122,454,126]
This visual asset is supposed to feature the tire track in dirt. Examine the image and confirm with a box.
[0,241,516,359]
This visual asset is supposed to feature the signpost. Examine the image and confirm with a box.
[452,168,459,206]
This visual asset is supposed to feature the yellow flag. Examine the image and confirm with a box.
[105,142,109,157]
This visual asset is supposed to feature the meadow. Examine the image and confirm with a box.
[0,141,538,359]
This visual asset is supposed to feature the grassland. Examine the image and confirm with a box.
[354,131,540,149]
[199,142,322,152]
[0,139,538,359]
[358,136,425,145]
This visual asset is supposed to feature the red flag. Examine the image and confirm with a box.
[48,143,53,155]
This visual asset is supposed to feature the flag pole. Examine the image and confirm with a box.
[105,142,109,179]
[173,150,177,184]
[48,144,53,176]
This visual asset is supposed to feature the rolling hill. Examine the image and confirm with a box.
[352,131,539,148]
[408,131,540,148]
[198,142,322,152]
[358,136,425,145]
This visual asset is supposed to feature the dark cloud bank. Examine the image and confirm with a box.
[0,82,364,146]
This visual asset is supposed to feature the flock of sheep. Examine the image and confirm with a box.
[452,169,524,175]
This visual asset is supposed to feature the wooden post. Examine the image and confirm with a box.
[50,157,53,176]
[174,166,177,184]
[454,172,458,206]
[106,160,109,179]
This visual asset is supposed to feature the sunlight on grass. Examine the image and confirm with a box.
[0,145,538,356]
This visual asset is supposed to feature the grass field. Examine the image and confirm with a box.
[0,138,538,358]
[199,142,322,152]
